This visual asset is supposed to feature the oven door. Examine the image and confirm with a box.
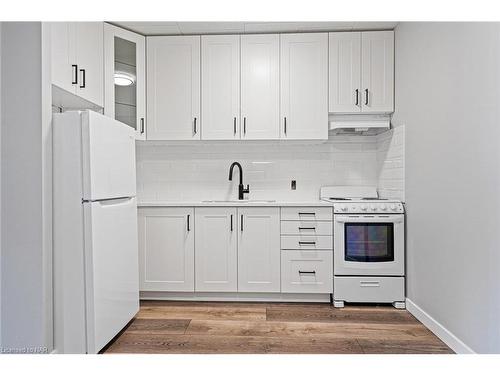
[334,214,404,276]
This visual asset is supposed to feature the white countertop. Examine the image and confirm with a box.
[137,200,333,207]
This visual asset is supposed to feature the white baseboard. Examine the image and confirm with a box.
[406,298,475,354]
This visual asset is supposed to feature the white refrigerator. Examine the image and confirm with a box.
[53,110,139,353]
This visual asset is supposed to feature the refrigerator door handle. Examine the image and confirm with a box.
[85,197,134,206]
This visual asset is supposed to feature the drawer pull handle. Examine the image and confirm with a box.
[299,241,316,245]
[299,271,316,275]
[298,227,316,230]
[360,281,380,287]
[298,212,315,215]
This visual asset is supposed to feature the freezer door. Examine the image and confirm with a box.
[83,197,139,353]
[82,110,137,201]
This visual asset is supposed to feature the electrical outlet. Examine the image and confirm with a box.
[291,180,296,190]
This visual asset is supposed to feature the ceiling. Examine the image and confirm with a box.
[112,22,398,36]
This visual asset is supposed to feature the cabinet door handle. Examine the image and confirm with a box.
[299,271,316,275]
[355,89,359,106]
[284,117,287,135]
[233,117,236,135]
[79,69,86,88]
[299,241,316,245]
[187,214,190,231]
[140,118,145,134]
[230,214,233,232]
[240,214,243,232]
[298,227,316,231]
[193,117,197,134]
[365,89,369,105]
[298,212,315,216]
[72,64,78,85]
[243,117,246,135]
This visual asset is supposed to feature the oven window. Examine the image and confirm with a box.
[344,223,394,262]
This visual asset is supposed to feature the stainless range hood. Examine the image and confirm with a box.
[329,114,391,135]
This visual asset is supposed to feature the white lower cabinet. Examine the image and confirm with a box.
[238,207,281,292]
[281,250,333,294]
[195,207,238,292]
[139,205,334,297]
[138,207,194,292]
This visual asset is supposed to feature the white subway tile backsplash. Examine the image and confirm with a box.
[376,125,405,201]
[136,130,406,203]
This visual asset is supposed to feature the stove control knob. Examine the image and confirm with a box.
[360,204,367,211]
[379,204,387,211]
[370,204,377,210]
[340,204,348,211]
[390,204,397,211]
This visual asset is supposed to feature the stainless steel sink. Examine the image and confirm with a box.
[201,200,276,204]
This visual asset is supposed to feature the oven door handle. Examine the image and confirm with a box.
[335,216,404,224]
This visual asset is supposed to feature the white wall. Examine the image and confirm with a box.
[0,22,53,353]
[0,21,3,348]
[393,22,500,353]
[136,138,383,202]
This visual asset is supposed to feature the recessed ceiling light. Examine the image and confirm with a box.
[114,71,136,86]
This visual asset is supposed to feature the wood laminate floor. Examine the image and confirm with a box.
[103,301,453,354]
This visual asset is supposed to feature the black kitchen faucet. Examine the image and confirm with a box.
[228,162,250,200]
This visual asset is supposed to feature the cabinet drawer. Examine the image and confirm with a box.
[334,276,405,303]
[281,235,332,250]
[281,221,332,236]
[281,207,332,221]
[281,250,333,293]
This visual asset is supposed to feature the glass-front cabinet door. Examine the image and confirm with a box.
[104,23,146,139]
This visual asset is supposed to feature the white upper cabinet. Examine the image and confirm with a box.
[240,34,280,140]
[50,22,104,107]
[138,208,195,292]
[75,23,104,107]
[104,23,146,140]
[329,32,362,113]
[361,31,394,113]
[147,36,201,140]
[195,208,238,292]
[238,207,280,292]
[329,30,394,113]
[51,22,76,94]
[201,35,241,140]
[280,33,328,140]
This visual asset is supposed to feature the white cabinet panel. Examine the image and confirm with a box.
[147,36,200,140]
[240,34,280,140]
[361,31,394,113]
[195,207,237,292]
[138,208,194,292]
[280,33,328,140]
[51,22,76,94]
[281,250,333,293]
[238,207,280,292]
[75,23,104,107]
[201,35,240,140]
[280,207,333,221]
[329,32,362,113]
[280,235,333,251]
[104,23,146,139]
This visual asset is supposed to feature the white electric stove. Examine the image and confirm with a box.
[320,186,406,309]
